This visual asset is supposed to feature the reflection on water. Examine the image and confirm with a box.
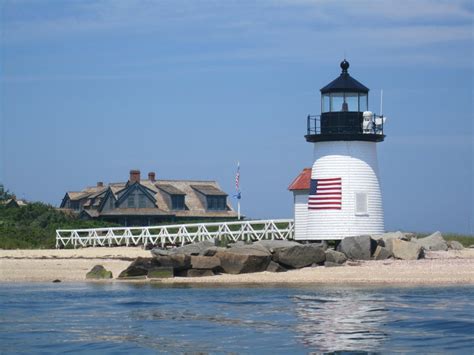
[1,283,474,353]
[292,291,388,352]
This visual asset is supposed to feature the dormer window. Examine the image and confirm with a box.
[171,195,185,210]
[207,196,226,210]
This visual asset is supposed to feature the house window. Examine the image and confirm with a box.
[70,201,80,210]
[207,196,226,211]
[355,192,368,216]
[127,195,135,208]
[109,197,114,210]
[138,194,146,208]
[171,195,185,210]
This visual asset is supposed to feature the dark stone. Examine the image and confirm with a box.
[150,241,215,257]
[86,265,113,279]
[214,249,271,274]
[273,245,326,269]
[325,249,347,265]
[373,246,392,260]
[52,279,61,283]
[118,257,154,278]
[337,235,375,260]
[202,246,224,256]
[153,254,191,271]
[177,269,215,277]
[190,256,221,270]
[266,261,287,272]
[147,267,174,279]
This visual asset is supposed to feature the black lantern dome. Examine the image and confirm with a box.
[305,60,385,143]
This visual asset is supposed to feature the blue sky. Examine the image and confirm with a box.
[1,0,472,234]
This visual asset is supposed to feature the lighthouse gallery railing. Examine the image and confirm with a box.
[55,219,295,248]
[307,114,385,136]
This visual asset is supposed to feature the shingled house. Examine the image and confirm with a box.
[60,170,238,226]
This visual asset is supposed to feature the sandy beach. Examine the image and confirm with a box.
[1,247,473,284]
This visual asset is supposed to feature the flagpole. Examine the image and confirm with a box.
[235,161,241,220]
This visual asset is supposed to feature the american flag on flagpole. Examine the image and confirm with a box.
[308,177,342,210]
[234,162,241,200]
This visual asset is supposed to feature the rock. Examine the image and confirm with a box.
[153,254,191,271]
[214,249,271,274]
[201,246,223,256]
[151,241,215,257]
[416,231,448,251]
[86,265,113,279]
[266,261,287,272]
[228,241,247,248]
[325,249,347,265]
[392,239,423,260]
[229,243,270,255]
[273,245,326,268]
[371,231,407,253]
[325,261,343,267]
[52,279,61,283]
[147,267,174,279]
[373,245,392,260]
[338,235,376,260]
[177,269,215,277]
[254,240,300,253]
[190,256,221,270]
[118,257,154,278]
[447,240,464,250]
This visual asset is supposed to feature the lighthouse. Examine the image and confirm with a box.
[289,60,386,240]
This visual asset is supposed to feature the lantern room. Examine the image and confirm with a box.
[306,60,385,143]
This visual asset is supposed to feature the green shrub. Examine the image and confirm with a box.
[0,203,120,249]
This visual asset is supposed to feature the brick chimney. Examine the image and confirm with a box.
[148,172,156,182]
[129,169,141,183]
[97,181,104,187]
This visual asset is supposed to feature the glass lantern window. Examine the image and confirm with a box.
[322,94,330,113]
[345,93,358,111]
[330,93,345,112]
[359,94,368,112]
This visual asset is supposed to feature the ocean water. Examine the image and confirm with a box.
[0,283,473,354]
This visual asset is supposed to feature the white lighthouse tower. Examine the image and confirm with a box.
[295,60,386,240]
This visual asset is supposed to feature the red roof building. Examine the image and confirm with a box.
[288,168,311,191]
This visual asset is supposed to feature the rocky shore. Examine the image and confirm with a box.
[114,231,467,280]
[1,232,473,284]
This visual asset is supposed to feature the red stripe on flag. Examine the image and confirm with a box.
[308,207,342,210]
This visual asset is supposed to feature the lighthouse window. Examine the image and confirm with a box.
[322,94,330,113]
[331,93,345,112]
[355,192,368,216]
[345,93,358,111]
[359,94,368,112]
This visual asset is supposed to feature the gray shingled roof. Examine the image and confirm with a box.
[191,184,228,196]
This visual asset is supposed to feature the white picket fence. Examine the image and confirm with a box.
[55,219,295,249]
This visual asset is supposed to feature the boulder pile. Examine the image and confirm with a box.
[113,231,461,279]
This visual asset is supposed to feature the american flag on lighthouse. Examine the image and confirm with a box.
[308,177,342,210]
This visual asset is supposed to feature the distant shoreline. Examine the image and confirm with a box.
[1,247,473,285]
